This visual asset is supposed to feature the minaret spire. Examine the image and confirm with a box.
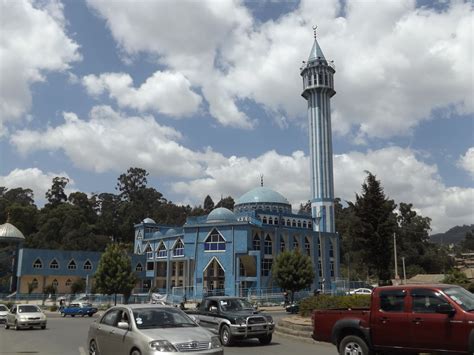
[260,174,264,187]
[300,28,336,233]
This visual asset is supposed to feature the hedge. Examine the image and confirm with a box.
[299,294,371,317]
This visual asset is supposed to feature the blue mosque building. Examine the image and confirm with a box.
[132,30,340,298]
[7,31,340,298]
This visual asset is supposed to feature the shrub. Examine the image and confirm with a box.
[299,294,371,317]
[50,305,58,312]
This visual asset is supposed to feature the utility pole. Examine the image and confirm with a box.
[393,233,400,284]
[402,257,407,285]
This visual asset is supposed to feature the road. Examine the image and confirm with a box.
[0,312,337,355]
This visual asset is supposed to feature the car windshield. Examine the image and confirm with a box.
[0,305,8,311]
[18,305,41,313]
[444,286,474,311]
[219,299,254,311]
[132,308,197,329]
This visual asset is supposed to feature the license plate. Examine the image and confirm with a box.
[251,325,264,331]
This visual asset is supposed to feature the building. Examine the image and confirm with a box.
[132,30,341,298]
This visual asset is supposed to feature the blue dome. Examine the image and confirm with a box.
[153,231,163,238]
[165,228,177,236]
[142,218,156,224]
[206,208,236,223]
[235,187,289,205]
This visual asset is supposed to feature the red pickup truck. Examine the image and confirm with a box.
[312,284,474,354]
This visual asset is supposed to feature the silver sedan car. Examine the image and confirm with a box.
[5,304,47,330]
[87,304,223,355]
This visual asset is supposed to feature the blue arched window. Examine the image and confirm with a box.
[305,237,311,256]
[253,234,260,250]
[173,239,184,257]
[204,229,226,251]
[293,236,299,250]
[49,259,59,269]
[157,242,167,258]
[264,235,272,255]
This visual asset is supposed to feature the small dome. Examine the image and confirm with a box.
[235,187,289,206]
[206,208,236,223]
[142,218,156,224]
[165,228,177,236]
[152,231,163,238]
[0,222,25,242]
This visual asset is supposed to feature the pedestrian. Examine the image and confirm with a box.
[283,291,289,306]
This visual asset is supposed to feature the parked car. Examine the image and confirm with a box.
[61,302,98,317]
[88,304,223,355]
[0,304,8,323]
[346,288,373,295]
[312,284,474,354]
[5,304,47,330]
[186,296,274,346]
[285,301,299,314]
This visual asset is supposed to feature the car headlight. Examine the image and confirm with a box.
[235,317,246,326]
[149,340,177,352]
[266,315,274,324]
[19,316,28,321]
[210,336,222,349]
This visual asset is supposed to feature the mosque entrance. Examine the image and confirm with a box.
[203,258,225,295]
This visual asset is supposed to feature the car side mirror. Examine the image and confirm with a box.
[436,303,455,316]
[209,306,218,313]
[117,321,129,329]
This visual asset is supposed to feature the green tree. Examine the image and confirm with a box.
[94,243,137,305]
[272,251,315,302]
[350,172,397,283]
[70,278,86,295]
[45,177,69,206]
[215,196,235,210]
[461,230,474,251]
[203,195,214,213]
[116,167,149,202]
[26,280,38,303]
[443,269,470,288]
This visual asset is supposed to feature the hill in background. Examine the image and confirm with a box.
[430,224,474,245]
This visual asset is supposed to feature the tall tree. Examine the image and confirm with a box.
[94,243,137,305]
[215,196,235,210]
[203,195,214,213]
[45,177,69,206]
[350,172,397,283]
[116,167,148,202]
[272,251,315,302]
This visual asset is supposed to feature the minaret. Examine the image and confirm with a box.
[301,27,336,233]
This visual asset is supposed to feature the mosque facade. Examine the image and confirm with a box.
[6,32,340,298]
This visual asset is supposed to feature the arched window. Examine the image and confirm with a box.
[52,279,59,288]
[268,217,273,225]
[49,259,59,269]
[65,279,72,287]
[262,216,267,224]
[67,260,77,270]
[83,260,92,270]
[32,278,38,288]
[297,220,302,228]
[145,243,153,259]
[330,261,335,277]
[261,258,273,276]
[274,217,278,225]
[204,229,226,251]
[329,241,334,258]
[308,221,312,229]
[173,239,184,257]
[286,219,291,226]
[303,221,307,228]
[264,235,272,255]
[305,237,311,256]
[292,219,296,227]
[253,234,260,250]
[157,242,167,258]
[135,263,143,272]
[293,236,299,250]
[33,258,42,269]
[280,238,285,252]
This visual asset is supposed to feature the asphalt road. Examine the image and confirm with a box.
[0,313,337,355]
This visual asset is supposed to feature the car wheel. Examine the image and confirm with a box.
[220,324,234,346]
[88,314,93,317]
[339,335,371,355]
[4,322,9,329]
[71,314,75,317]
[41,325,46,329]
[258,334,272,345]
[130,348,141,355]
[89,340,100,355]
[14,321,19,331]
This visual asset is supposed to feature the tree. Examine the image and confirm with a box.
[272,251,315,302]
[461,230,474,251]
[443,269,470,288]
[94,243,137,305]
[203,195,214,213]
[350,172,397,283]
[116,167,149,202]
[215,196,235,210]
[70,278,86,295]
[26,280,38,303]
[45,177,69,206]
[298,200,311,215]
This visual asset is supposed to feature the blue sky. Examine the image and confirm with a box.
[0,0,472,233]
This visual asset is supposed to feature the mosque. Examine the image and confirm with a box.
[1,31,340,298]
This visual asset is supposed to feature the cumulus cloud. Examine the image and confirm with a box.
[457,147,474,179]
[82,71,202,117]
[10,106,227,178]
[0,168,74,206]
[172,146,473,233]
[0,0,81,134]
[86,0,472,137]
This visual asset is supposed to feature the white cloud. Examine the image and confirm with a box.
[458,147,474,179]
[172,146,473,233]
[0,168,74,206]
[86,0,472,138]
[82,71,202,117]
[10,106,227,178]
[0,0,81,133]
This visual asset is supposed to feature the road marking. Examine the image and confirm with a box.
[79,346,87,355]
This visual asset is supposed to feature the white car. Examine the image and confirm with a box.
[5,304,47,330]
[0,304,8,323]
[347,288,373,295]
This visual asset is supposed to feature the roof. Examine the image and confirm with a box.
[235,187,290,206]
[0,222,25,242]
[206,208,236,223]
[308,38,326,62]
[142,218,156,224]
[406,274,445,284]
